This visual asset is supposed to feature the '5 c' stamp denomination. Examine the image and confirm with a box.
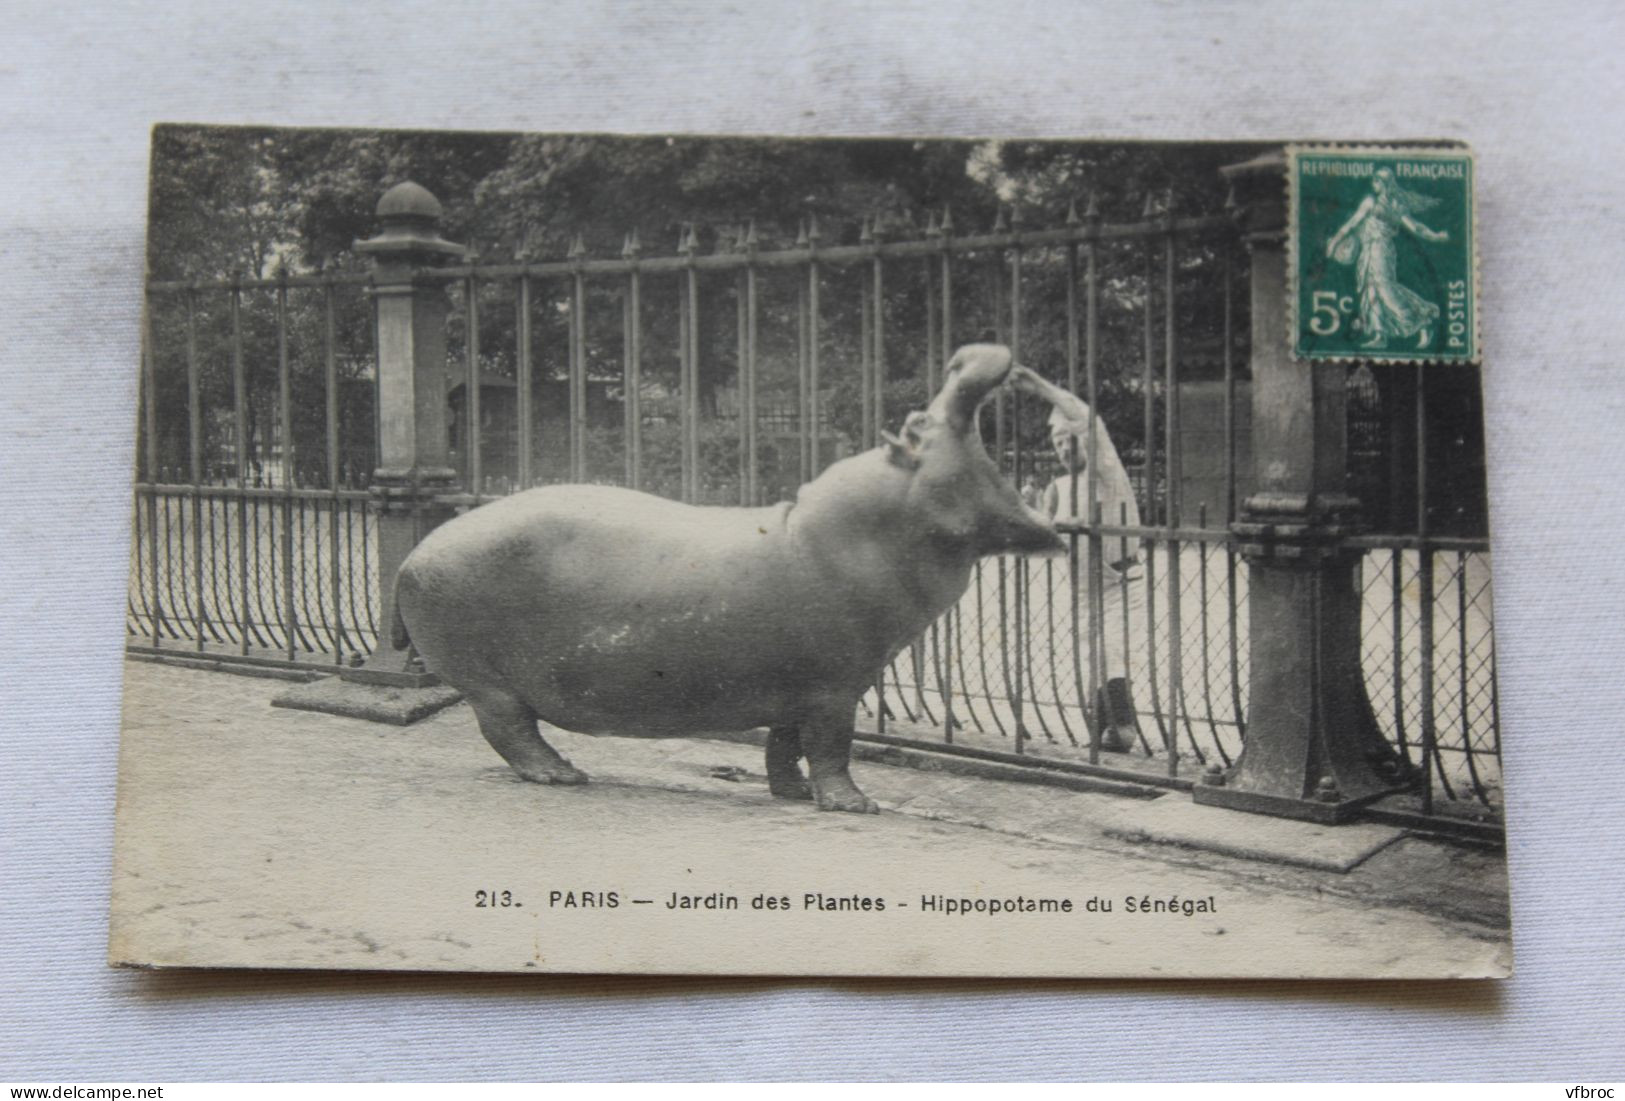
[1289,145,1478,363]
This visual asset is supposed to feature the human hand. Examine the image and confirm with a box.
[1007,364,1048,396]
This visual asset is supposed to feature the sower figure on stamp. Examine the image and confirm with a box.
[1009,365,1147,752]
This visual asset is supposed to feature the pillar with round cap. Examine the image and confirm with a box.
[1192,151,1415,823]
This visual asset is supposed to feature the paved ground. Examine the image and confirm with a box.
[109,659,1511,979]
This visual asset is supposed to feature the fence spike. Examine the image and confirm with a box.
[925,209,940,237]
[1065,198,1081,226]
[992,205,1008,233]
[939,206,954,235]
[628,225,641,255]
[806,212,821,244]
[568,233,587,260]
[859,215,874,244]
[1085,191,1101,220]
[745,218,759,249]
[1142,191,1159,219]
[795,217,809,247]
[1009,203,1023,230]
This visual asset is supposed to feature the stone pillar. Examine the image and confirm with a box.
[273,182,467,723]
[1192,151,1413,824]
[345,181,467,689]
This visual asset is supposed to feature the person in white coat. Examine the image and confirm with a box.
[1009,365,1147,752]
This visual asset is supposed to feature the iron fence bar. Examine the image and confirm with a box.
[911,637,934,726]
[346,498,368,648]
[872,236,885,442]
[134,483,372,502]
[859,244,873,450]
[627,260,643,491]
[796,254,810,486]
[808,251,822,477]
[277,279,299,659]
[518,273,534,490]
[129,497,146,638]
[1222,247,1246,736]
[1488,585,1502,760]
[745,235,760,504]
[148,272,373,293]
[1067,512,1088,752]
[141,219,1237,297]
[1119,503,1153,754]
[937,219,956,739]
[991,235,1007,470]
[383,214,1236,284]
[1224,542,1248,736]
[360,501,378,640]
[141,297,163,646]
[466,275,483,499]
[1163,211,1192,774]
[1455,549,1489,803]
[159,487,182,640]
[952,575,987,735]
[1043,555,1076,745]
[206,494,230,646]
[1197,505,1228,764]
[231,280,253,653]
[1222,246,1237,520]
[1416,364,1437,814]
[295,496,321,653]
[683,241,701,501]
[185,290,207,650]
[1083,217,1106,762]
[974,560,1007,737]
[888,651,918,724]
[1007,230,1027,752]
[914,245,943,734]
[323,284,340,485]
[575,262,590,485]
[1138,238,1170,759]
[1390,546,1410,763]
[1062,440,1090,750]
[933,603,953,743]
[677,268,692,500]
[870,236,891,730]
[1343,533,1489,553]
[736,266,748,503]
[251,492,279,650]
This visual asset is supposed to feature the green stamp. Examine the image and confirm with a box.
[1289,146,1477,363]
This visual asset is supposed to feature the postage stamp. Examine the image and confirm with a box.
[110,128,1509,978]
[1288,145,1478,363]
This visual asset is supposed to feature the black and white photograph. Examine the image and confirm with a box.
[109,127,1510,978]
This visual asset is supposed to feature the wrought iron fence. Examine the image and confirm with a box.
[131,194,1502,823]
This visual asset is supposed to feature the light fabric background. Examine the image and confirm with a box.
[3,0,1622,1081]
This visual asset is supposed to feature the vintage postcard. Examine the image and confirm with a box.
[111,128,1509,977]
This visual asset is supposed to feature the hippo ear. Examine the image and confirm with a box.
[926,344,1014,431]
[880,428,921,470]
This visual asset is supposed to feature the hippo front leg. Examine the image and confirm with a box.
[765,725,813,801]
[800,710,880,814]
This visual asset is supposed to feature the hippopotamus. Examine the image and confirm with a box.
[391,343,1061,813]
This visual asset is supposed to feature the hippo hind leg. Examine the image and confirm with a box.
[468,690,588,786]
[765,725,812,801]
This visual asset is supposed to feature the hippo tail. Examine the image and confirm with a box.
[389,587,411,651]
